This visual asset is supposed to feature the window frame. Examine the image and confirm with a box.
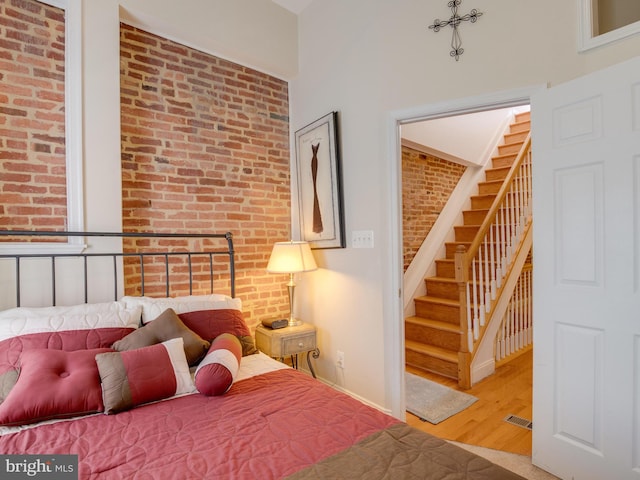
[578,0,640,52]
[0,0,85,254]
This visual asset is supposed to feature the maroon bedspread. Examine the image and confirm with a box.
[0,368,525,479]
[0,369,398,479]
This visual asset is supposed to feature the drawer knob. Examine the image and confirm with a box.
[298,342,304,347]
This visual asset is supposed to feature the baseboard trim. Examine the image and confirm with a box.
[316,376,393,416]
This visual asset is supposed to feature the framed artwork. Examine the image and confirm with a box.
[295,112,345,249]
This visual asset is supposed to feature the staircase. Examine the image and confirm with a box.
[405,111,532,387]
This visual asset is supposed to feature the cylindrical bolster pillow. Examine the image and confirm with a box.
[194,333,242,396]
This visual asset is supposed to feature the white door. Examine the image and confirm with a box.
[531,56,640,479]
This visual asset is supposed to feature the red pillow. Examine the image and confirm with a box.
[179,309,257,356]
[195,333,242,396]
[0,329,135,405]
[0,347,112,426]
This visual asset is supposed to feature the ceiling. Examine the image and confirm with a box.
[271,0,313,15]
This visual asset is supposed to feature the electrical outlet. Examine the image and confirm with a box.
[336,350,345,369]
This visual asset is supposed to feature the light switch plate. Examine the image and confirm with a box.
[351,230,374,248]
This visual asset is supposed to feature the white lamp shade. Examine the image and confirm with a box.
[266,241,317,273]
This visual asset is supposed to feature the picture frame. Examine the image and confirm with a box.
[295,111,345,249]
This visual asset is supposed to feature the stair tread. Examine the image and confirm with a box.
[502,140,525,148]
[465,208,489,212]
[470,193,496,199]
[405,340,459,362]
[492,153,517,161]
[414,295,459,307]
[406,316,461,333]
[425,275,457,283]
[445,241,471,248]
[479,179,503,186]
[486,165,511,173]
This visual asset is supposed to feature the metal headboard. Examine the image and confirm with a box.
[0,230,235,307]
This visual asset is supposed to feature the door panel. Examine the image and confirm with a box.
[532,56,640,479]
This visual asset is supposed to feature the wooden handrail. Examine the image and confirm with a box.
[464,133,531,263]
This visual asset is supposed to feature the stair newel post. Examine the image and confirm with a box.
[455,244,472,389]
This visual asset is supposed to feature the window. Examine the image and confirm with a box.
[0,0,83,253]
[579,0,640,51]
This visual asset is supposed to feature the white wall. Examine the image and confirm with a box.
[290,0,640,415]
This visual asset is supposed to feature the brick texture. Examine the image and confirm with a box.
[402,146,466,271]
[0,0,66,234]
[120,24,292,328]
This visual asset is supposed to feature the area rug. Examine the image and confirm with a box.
[405,372,478,424]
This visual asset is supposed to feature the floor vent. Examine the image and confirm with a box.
[504,414,532,430]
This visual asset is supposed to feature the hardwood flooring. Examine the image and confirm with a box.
[406,348,533,456]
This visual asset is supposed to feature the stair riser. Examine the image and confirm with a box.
[504,131,528,144]
[425,279,459,300]
[455,224,512,244]
[405,350,458,379]
[414,300,459,324]
[405,322,461,350]
[425,278,487,301]
[471,195,496,210]
[463,210,488,225]
[445,243,469,258]
[511,121,530,134]
[454,225,480,242]
[478,181,502,195]
[491,155,517,169]
[485,167,510,182]
[434,259,502,284]
[435,260,455,278]
[498,142,524,155]
[446,243,516,266]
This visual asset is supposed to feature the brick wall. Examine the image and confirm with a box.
[0,0,66,234]
[120,24,292,328]
[402,145,466,271]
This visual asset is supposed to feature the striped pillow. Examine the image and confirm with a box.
[194,333,242,396]
[96,338,193,414]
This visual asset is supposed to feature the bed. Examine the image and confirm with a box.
[0,230,525,479]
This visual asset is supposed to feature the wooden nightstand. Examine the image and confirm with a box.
[255,323,320,378]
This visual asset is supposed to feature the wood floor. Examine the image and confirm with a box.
[406,348,533,456]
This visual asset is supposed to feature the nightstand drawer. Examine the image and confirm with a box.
[254,323,319,378]
[282,332,316,356]
[255,323,317,358]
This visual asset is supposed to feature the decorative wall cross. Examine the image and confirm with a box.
[428,0,483,61]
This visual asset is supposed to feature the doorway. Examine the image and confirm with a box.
[396,101,533,454]
[385,84,543,421]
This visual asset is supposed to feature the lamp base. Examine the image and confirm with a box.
[288,317,302,327]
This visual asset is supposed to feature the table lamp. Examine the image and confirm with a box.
[266,241,317,327]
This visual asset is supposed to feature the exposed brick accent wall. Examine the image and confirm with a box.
[402,146,466,271]
[0,0,66,234]
[120,24,291,328]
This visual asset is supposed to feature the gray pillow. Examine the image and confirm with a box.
[112,308,210,366]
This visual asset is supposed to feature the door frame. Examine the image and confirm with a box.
[385,84,545,419]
